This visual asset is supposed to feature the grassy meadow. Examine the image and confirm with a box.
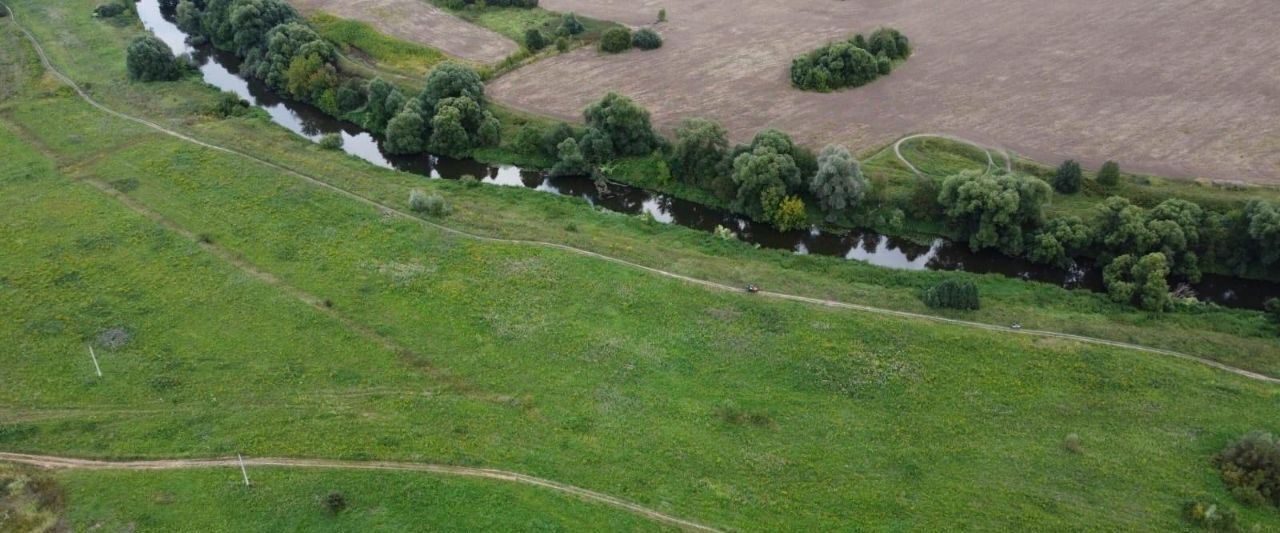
[1,1,1279,530]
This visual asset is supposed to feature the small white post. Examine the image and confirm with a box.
[238,453,251,486]
[87,345,102,377]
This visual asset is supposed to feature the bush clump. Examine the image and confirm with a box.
[1216,431,1280,508]
[524,28,547,52]
[318,133,343,150]
[1053,159,1083,194]
[94,2,127,17]
[599,27,632,54]
[1097,160,1120,187]
[632,29,663,50]
[1182,498,1240,531]
[126,35,182,82]
[323,491,347,514]
[409,189,450,217]
[922,279,980,310]
[790,27,910,92]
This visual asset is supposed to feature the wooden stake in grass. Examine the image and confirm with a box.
[87,345,102,377]
[238,453,251,486]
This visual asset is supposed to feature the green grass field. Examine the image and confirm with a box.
[2,2,1280,530]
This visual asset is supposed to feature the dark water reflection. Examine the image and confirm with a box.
[136,0,1276,310]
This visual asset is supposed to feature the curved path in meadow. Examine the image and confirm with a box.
[3,0,1277,405]
[0,452,720,531]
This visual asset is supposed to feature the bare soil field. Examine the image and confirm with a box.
[490,0,1280,183]
[287,0,516,64]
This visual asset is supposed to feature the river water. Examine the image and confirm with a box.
[135,0,1277,310]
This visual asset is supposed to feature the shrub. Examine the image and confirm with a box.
[459,174,480,188]
[1063,433,1082,454]
[600,27,633,54]
[550,138,590,177]
[126,35,182,82]
[791,28,909,92]
[921,279,980,310]
[1053,159,1083,194]
[1266,298,1280,324]
[317,133,343,150]
[583,92,657,157]
[1103,253,1171,311]
[632,29,663,50]
[658,8,666,22]
[212,92,251,117]
[94,3,127,17]
[323,491,347,514]
[558,12,585,36]
[1182,499,1240,531]
[770,195,808,231]
[713,225,736,240]
[1097,160,1120,187]
[384,102,427,155]
[524,28,547,52]
[1216,431,1280,508]
[555,37,570,52]
[809,144,866,220]
[409,189,450,216]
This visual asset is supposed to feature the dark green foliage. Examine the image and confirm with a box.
[200,0,299,56]
[1026,216,1092,268]
[577,128,614,164]
[922,279,980,310]
[317,133,343,150]
[632,29,663,50]
[512,125,544,157]
[1266,298,1280,323]
[335,78,367,113]
[875,52,892,75]
[540,123,575,159]
[1097,160,1120,187]
[600,27,632,54]
[284,52,338,107]
[244,21,331,92]
[558,12,585,36]
[384,101,426,155]
[555,37,570,52]
[866,27,909,60]
[323,491,347,514]
[524,28,547,52]
[550,138,590,177]
[126,35,182,82]
[938,170,1051,255]
[94,3,127,18]
[1245,200,1280,266]
[418,62,484,114]
[1052,159,1082,194]
[362,78,401,133]
[583,92,657,157]
[907,175,943,219]
[175,0,201,35]
[1094,197,1205,282]
[1216,432,1280,508]
[669,118,729,188]
[1182,499,1240,531]
[1103,253,1171,311]
[809,144,865,220]
[731,145,800,219]
[211,91,251,117]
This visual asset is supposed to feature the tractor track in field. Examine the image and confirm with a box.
[0,452,720,532]
[3,0,1276,403]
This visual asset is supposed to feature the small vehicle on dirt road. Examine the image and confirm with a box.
[745,284,760,294]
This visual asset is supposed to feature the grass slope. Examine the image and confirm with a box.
[2,6,1280,530]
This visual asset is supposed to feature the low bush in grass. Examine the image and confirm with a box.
[1182,498,1240,531]
[1216,431,1280,508]
[632,29,663,50]
[922,279,980,310]
[94,3,127,18]
[318,133,343,150]
[599,27,632,54]
[409,189,451,217]
[323,491,347,514]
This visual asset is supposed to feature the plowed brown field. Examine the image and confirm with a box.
[489,0,1280,183]
[288,0,516,64]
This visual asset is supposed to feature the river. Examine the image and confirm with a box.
[134,0,1277,310]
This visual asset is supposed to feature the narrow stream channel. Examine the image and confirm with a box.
[135,0,1277,310]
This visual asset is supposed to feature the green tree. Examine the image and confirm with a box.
[126,35,182,82]
[922,279,980,310]
[1097,160,1120,187]
[938,170,1051,255]
[1245,200,1280,266]
[1148,198,1205,281]
[524,28,547,52]
[669,118,729,187]
[1095,196,1155,257]
[384,100,426,155]
[558,12,585,36]
[632,29,663,50]
[1026,216,1092,268]
[1052,159,1082,194]
[418,62,484,114]
[550,137,590,177]
[731,145,800,219]
[1104,253,1171,311]
[284,52,337,103]
[222,0,298,56]
[363,79,402,134]
[540,123,575,159]
[428,105,470,156]
[770,195,808,231]
[248,21,332,92]
[600,27,632,53]
[583,92,657,157]
[578,128,615,164]
[175,0,202,34]
[809,145,866,220]
[512,125,543,156]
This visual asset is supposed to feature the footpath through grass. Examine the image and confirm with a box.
[3,6,1280,529]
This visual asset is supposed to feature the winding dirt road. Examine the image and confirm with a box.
[2,1,1276,391]
[0,452,719,531]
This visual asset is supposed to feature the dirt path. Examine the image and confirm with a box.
[286,0,516,64]
[0,452,719,532]
[4,1,1276,389]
